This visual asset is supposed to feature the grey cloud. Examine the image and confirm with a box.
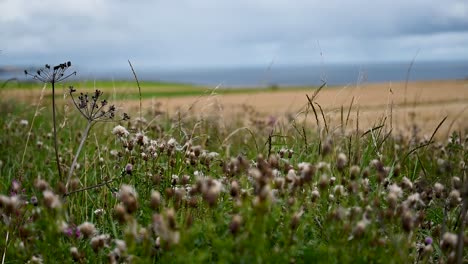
[0,0,467,69]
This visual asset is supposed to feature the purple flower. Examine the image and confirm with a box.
[424,237,433,245]
[125,163,133,175]
[64,227,73,237]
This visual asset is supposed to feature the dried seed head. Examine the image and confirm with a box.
[118,184,138,214]
[400,177,413,190]
[451,176,461,190]
[349,165,360,180]
[336,153,348,172]
[150,190,161,210]
[114,203,127,223]
[78,222,96,238]
[290,211,303,230]
[401,210,414,232]
[68,177,80,192]
[318,174,329,190]
[34,178,50,191]
[433,182,444,198]
[448,189,461,207]
[311,188,320,202]
[166,208,177,230]
[229,214,242,235]
[90,234,110,252]
[112,125,130,138]
[43,190,61,209]
[70,247,81,262]
[230,181,240,198]
[274,177,285,190]
[352,220,368,238]
[441,232,458,250]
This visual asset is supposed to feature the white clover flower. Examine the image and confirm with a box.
[112,125,130,138]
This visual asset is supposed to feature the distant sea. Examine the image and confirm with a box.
[2,61,467,87]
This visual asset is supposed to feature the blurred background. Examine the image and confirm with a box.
[1,0,467,86]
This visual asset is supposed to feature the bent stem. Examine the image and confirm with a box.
[51,80,63,179]
[66,120,93,188]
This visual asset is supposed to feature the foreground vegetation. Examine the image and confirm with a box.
[0,70,467,263]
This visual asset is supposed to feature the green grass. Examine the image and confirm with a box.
[1,79,321,100]
[0,81,466,263]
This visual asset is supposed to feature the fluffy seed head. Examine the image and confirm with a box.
[78,222,96,238]
[43,190,61,209]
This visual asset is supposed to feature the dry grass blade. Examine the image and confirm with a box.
[361,125,384,138]
[128,60,142,128]
[306,94,320,132]
[315,102,328,134]
[403,115,447,161]
[345,96,354,130]
[222,127,259,153]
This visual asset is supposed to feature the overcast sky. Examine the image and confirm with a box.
[1,0,467,70]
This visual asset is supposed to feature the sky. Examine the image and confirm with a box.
[1,0,468,71]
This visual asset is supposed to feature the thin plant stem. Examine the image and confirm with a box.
[64,177,117,197]
[21,84,47,166]
[51,80,63,179]
[1,230,8,264]
[66,121,93,187]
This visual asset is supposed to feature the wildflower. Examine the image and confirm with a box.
[77,222,96,239]
[349,165,361,180]
[333,185,345,197]
[299,163,315,183]
[19,119,29,126]
[113,204,127,223]
[336,153,347,171]
[118,184,138,214]
[135,132,148,146]
[401,210,414,232]
[440,232,458,250]
[112,125,130,138]
[230,181,240,198]
[388,184,403,198]
[27,255,43,264]
[448,189,461,207]
[352,219,368,238]
[115,239,127,253]
[30,196,38,206]
[424,237,433,245]
[150,190,162,210]
[403,193,425,208]
[70,247,82,262]
[42,190,61,209]
[94,208,105,217]
[290,210,303,230]
[400,177,413,190]
[433,183,444,198]
[125,164,133,175]
[90,234,110,252]
[167,138,177,148]
[229,214,242,235]
[451,176,461,190]
[34,178,50,191]
[311,188,320,202]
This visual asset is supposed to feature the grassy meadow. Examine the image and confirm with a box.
[0,68,467,263]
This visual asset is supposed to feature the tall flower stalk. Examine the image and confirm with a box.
[25,62,76,180]
[66,87,129,187]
